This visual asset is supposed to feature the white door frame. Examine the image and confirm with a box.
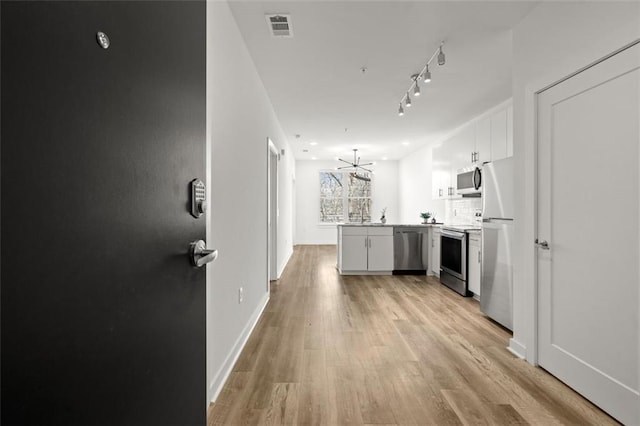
[519,39,640,366]
[267,138,279,284]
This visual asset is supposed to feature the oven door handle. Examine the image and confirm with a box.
[441,230,466,240]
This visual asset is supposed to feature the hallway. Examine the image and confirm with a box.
[207,245,614,425]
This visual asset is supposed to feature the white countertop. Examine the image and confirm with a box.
[336,223,443,227]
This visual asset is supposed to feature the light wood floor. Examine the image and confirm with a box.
[207,245,616,425]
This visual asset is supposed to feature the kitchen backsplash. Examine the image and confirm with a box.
[444,197,482,225]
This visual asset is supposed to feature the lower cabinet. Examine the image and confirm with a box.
[468,232,481,297]
[341,235,368,271]
[339,226,393,273]
[367,234,394,271]
[430,227,441,276]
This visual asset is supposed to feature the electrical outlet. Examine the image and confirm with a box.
[238,287,244,304]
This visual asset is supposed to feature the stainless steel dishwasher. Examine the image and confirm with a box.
[393,227,428,274]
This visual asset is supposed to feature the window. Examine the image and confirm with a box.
[319,171,372,223]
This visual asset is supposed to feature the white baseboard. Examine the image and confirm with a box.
[507,338,526,359]
[338,270,393,276]
[208,293,269,403]
[277,246,293,279]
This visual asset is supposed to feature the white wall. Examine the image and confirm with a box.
[398,145,445,224]
[295,160,399,245]
[206,0,295,404]
[511,2,640,362]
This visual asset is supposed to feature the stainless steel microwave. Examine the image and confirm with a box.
[457,166,481,195]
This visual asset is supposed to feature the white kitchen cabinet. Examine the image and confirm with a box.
[341,235,368,271]
[432,144,453,200]
[468,232,481,297]
[338,226,393,273]
[475,118,491,164]
[490,108,508,161]
[431,144,443,200]
[431,102,513,200]
[450,125,476,173]
[430,227,441,277]
[368,235,394,271]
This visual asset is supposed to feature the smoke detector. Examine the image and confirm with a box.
[266,14,293,38]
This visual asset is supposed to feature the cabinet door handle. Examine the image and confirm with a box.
[369,238,372,248]
[439,188,443,197]
[365,237,367,248]
[478,250,481,263]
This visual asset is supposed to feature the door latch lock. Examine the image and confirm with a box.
[535,238,550,250]
[190,179,206,218]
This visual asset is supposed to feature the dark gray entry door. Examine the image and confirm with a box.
[1,2,206,424]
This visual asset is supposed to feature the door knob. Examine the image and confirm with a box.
[189,240,218,267]
[535,239,550,250]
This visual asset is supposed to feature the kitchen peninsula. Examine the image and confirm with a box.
[336,223,441,275]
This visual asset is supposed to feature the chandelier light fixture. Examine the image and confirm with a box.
[337,149,374,181]
[398,41,446,116]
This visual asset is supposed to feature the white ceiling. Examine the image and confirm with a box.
[229,1,538,162]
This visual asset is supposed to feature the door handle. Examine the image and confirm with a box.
[535,239,550,250]
[190,240,219,267]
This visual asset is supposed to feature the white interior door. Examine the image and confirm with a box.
[537,42,640,425]
[268,140,278,282]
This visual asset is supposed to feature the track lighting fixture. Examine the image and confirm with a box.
[423,65,431,83]
[395,41,445,115]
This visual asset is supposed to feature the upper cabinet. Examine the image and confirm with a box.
[450,125,476,172]
[432,143,452,199]
[475,118,491,164]
[432,101,513,200]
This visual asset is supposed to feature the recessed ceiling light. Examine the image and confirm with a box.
[402,142,410,146]
[311,156,317,160]
[309,141,318,146]
[382,157,388,161]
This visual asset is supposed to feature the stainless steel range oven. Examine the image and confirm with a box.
[440,228,471,296]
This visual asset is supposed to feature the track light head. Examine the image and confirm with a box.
[423,65,432,83]
[398,103,404,116]
[406,93,412,107]
[437,46,445,66]
[414,82,420,97]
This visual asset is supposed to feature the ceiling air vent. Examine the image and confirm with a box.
[266,14,293,38]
